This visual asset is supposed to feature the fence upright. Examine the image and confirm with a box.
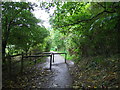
[21,52,23,74]
[8,56,11,77]
[50,55,52,70]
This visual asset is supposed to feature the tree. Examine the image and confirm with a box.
[50,2,120,58]
[2,2,49,62]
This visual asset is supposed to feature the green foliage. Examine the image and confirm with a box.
[49,2,120,88]
[50,2,120,59]
[2,2,120,88]
[50,30,65,51]
[44,37,52,52]
[2,2,49,55]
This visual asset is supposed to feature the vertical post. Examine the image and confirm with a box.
[21,52,23,74]
[35,59,36,64]
[8,56,11,77]
[30,51,31,64]
[50,55,52,70]
[34,57,36,64]
[26,51,27,56]
[65,53,67,63]
[53,53,54,63]
[30,51,31,60]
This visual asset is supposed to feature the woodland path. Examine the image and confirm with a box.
[33,51,74,88]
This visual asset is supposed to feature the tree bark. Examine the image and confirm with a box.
[2,24,11,63]
[2,40,7,63]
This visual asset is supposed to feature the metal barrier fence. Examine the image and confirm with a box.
[4,52,67,76]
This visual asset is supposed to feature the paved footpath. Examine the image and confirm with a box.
[41,51,74,88]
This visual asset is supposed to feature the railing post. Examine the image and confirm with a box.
[8,55,11,77]
[53,53,54,63]
[21,52,23,74]
[50,55,52,70]
[65,53,67,63]
[29,51,31,64]
[30,51,31,60]
[34,57,36,64]
[26,51,27,57]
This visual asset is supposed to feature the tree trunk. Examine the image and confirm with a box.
[2,23,11,63]
[2,40,7,63]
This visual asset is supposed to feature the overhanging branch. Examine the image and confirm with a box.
[54,10,115,28]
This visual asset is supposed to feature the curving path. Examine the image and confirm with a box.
[42,52,74,88]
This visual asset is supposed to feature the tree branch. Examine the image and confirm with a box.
[97,2,106,9]
[55,10,116,28]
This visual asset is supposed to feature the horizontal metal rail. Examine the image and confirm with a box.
[52,53,66,54]
[5,52,67,70]
[23,54,52,70]
[5,52,52,58]
[5,54,22,58]
[36,52,53,54]
[52,53,67,63]
[10,54,22,57]
[23,54,52,58]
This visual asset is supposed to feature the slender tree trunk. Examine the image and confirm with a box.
[2,24,11,63]
[2,40,7,63]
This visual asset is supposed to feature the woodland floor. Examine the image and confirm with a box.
[3,52,74,88]
[3,53,119,89]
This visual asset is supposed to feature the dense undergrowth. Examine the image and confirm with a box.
[70,55,120,89]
